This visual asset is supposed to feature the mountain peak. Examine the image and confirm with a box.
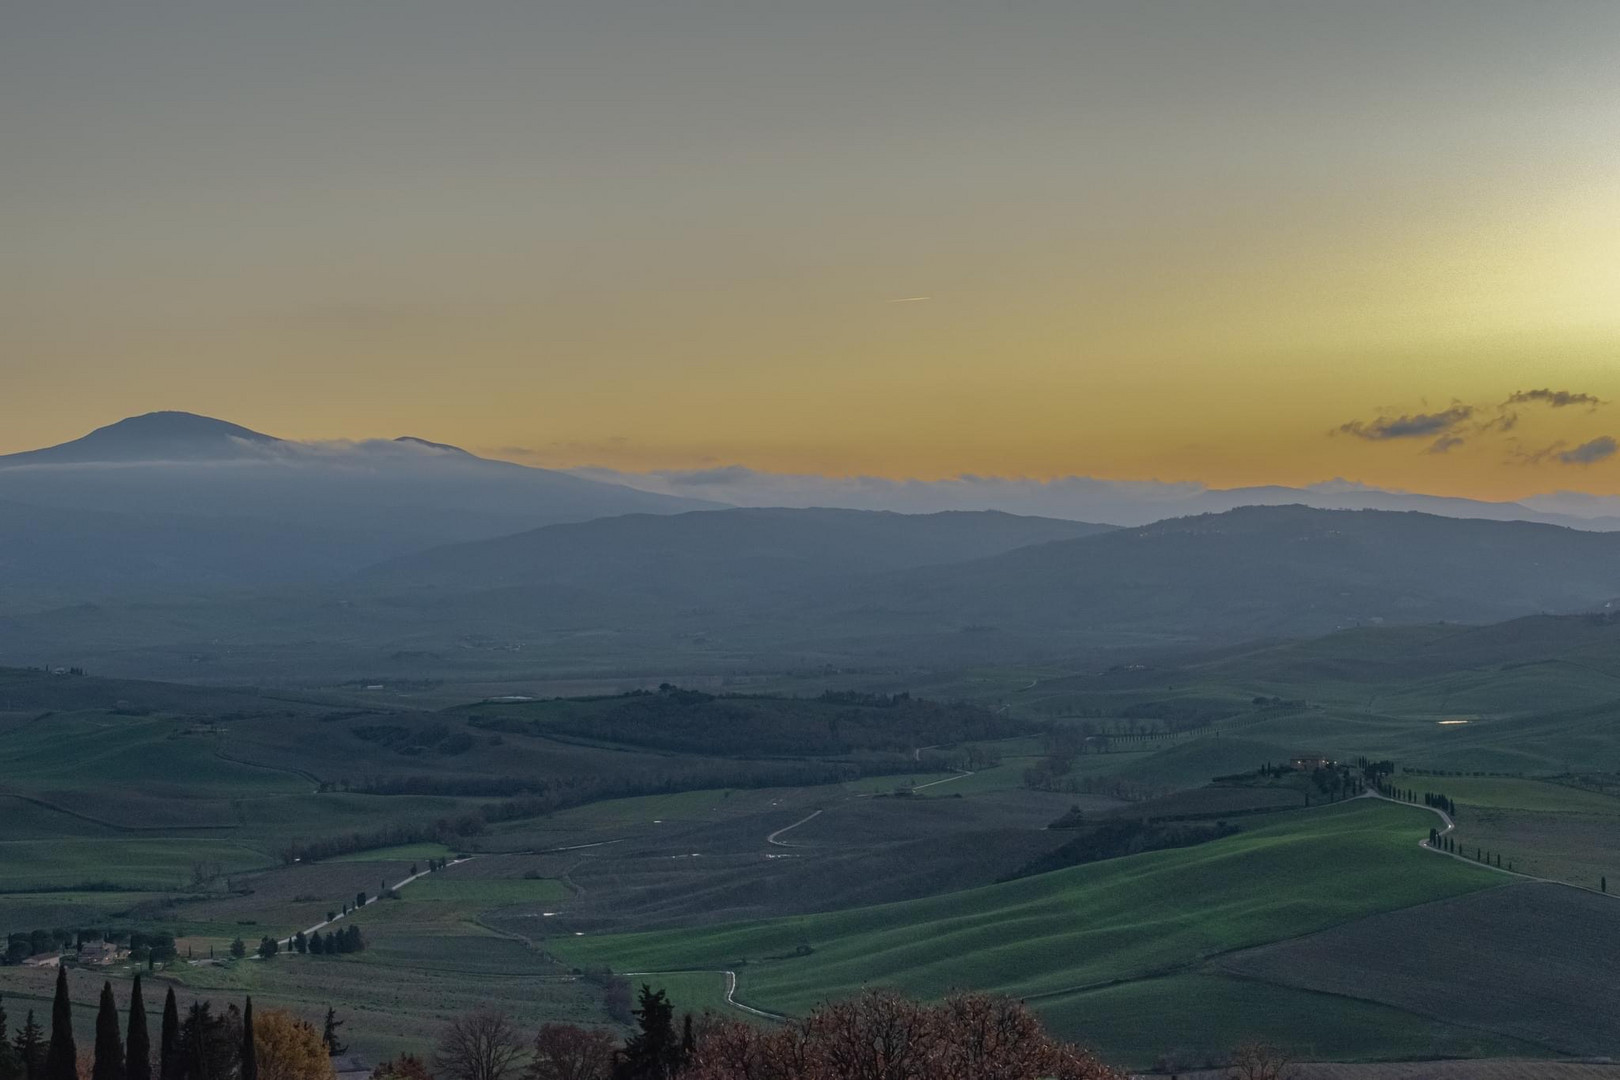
[1,411,281,466]
[394,436,473,456]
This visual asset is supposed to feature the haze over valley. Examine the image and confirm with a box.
[6,4,1620,1078]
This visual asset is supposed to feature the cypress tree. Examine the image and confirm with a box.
[92,983,123,1080]
[319,1010,345,1057]
[126,977,150,1080]
[615,986,679,1080]
[238,1001,255,1080]
[15,1011,46,1080]
[43,966,76,1080]
[0,994,19,1080]
[158,990,179,1080]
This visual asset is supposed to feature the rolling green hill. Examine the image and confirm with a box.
[551,799,1497,1016]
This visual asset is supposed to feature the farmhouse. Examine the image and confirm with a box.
[79,941,126,965]
[1290,752,1333,771]
[21,952,61,969]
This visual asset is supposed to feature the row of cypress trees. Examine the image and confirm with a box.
[1,967,257,1080]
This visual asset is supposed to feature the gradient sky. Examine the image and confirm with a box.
[4,1,1619,497]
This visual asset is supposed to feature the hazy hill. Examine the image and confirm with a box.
[581,466,1620,531]
[8,503,1620,681]
[855,504,1620,643]
[0,412,711,601]
[360,507,1116,598]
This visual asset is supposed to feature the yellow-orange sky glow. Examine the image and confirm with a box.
[4,2,1619,499]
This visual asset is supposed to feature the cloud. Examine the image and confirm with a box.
[1506,389,1605,409]
[1339,388,1605,457]
[1558,436,1618,466]
[560,465,1620,529]
[1337,405,1474,441]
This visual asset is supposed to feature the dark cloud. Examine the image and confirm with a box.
[1337,405,1474,441]
[1506,389,1605,409]
[1426,435,1465,455]
[1558,436,1618,466]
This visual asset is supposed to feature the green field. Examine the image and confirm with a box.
[0,836,271,890]
[6,644,1620,1069]
[549,800,1497,1019]
[1429,776,1620,814]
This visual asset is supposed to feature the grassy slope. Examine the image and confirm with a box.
[551,799,1499,1015]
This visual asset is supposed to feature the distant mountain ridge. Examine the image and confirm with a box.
[0,411,713,602]
[854,503,1620,643]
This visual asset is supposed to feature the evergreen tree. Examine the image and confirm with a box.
[307,934,324,957]
[43,965,76,1080]
[612,986,679,1080]
[0,994,21,1080]
[228,940,245,961]
[292,933,306,956]
[158,991,180,1080]
[126,976,150,1080]
[14,1011,45,1080]
[238,1001,255,1080]
[177,1003,235,1080]
[92,983,124,1080]
[319,1010,345,1058]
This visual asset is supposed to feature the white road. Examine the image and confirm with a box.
[1369,787,1616,898]
[622,969,787,1022]
[766,809,823,847]
[278,856,475,947]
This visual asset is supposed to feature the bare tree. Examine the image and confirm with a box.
[434,1010,523,1080]
[1227,1042,1294,1080]
[684,990,1124,1080]
[524,1025,615,1080]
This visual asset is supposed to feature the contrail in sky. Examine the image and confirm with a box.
[887,296,932,303]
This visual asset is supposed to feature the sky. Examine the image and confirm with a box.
[4,1,1619,499]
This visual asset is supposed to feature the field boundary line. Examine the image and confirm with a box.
[0,790,238,833]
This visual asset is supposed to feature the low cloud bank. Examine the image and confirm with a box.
[567,467,1620,529]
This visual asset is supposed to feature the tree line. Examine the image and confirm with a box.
[0,968,348,1080]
